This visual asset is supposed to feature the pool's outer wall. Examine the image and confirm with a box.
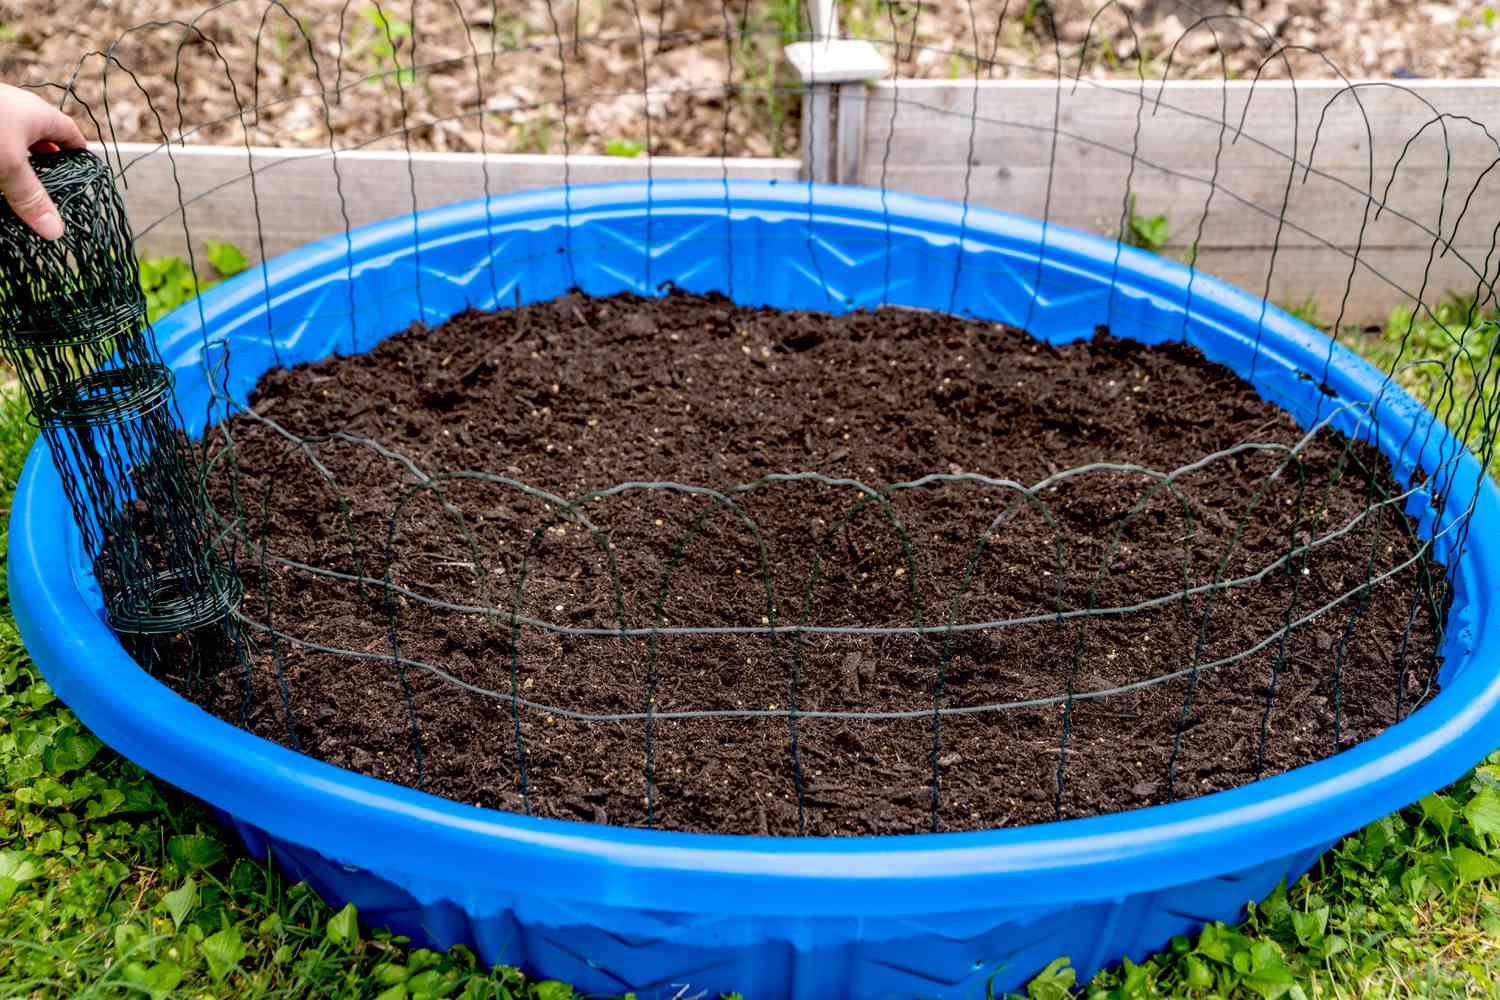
[11,181,1500,1000]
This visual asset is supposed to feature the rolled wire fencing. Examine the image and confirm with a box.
[0,150,243,678]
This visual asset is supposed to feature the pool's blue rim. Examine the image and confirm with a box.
[11,180,1500,919]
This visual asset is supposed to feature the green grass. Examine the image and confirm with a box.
[1349,297,1500,455]
[730,0,805,158]
[1282,294,1500,458]
[2,288,1499,997]
[0,391,572,998]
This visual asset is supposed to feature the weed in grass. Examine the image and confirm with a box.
[730,0,803,158]
[837,1,920,49]
[1352,296,1500,454]
[205,240,251,280]
[359,5,415,87]
[138,241,250,324]
[1120,193,1170,255]
[138,256,201,324]
[1460,7,1499,31]
[509,118,555,155]
[1021,0,1050,36]
[1285,295,1499,463]
[1095,34,1122,74]
[604,138,645,158]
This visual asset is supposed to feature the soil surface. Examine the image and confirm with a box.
[181,291,1444,835]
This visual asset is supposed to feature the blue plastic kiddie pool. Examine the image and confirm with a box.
[11,181,1500,999]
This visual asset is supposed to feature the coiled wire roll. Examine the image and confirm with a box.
[0,149,242,675]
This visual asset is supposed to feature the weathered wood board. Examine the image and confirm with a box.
[100,77,1500,325]
[856,79,1500,323]
[104,143,802,263]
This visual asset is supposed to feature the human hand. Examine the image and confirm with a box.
[0,83,87,240]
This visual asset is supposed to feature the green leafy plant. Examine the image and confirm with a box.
[206,240,251,279]
[138,240,252,323]
[1120,194,1170,255]
[1021,0,1049,34]
[361,5,416,86]
[1026,957,1076,999]
[138,255,201,324]
[604,138,645,158]
[1092,34,1123,73]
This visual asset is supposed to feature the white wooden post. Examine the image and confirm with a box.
[785,0,887,184]
[836,84,868,185]
[811,0,837,41]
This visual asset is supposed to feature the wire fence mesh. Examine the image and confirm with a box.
[2,0,1498,836]
[0,150,244,675]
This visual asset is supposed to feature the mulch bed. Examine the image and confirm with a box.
[178,291,1444,836]
[12,1,1486,160]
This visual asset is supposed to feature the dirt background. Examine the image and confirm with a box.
[1,1,1493,159]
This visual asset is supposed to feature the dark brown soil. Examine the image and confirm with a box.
[181,291,1444,836]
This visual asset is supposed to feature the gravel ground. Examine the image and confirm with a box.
[0,1,1491,157]
[880,0,1500,82]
